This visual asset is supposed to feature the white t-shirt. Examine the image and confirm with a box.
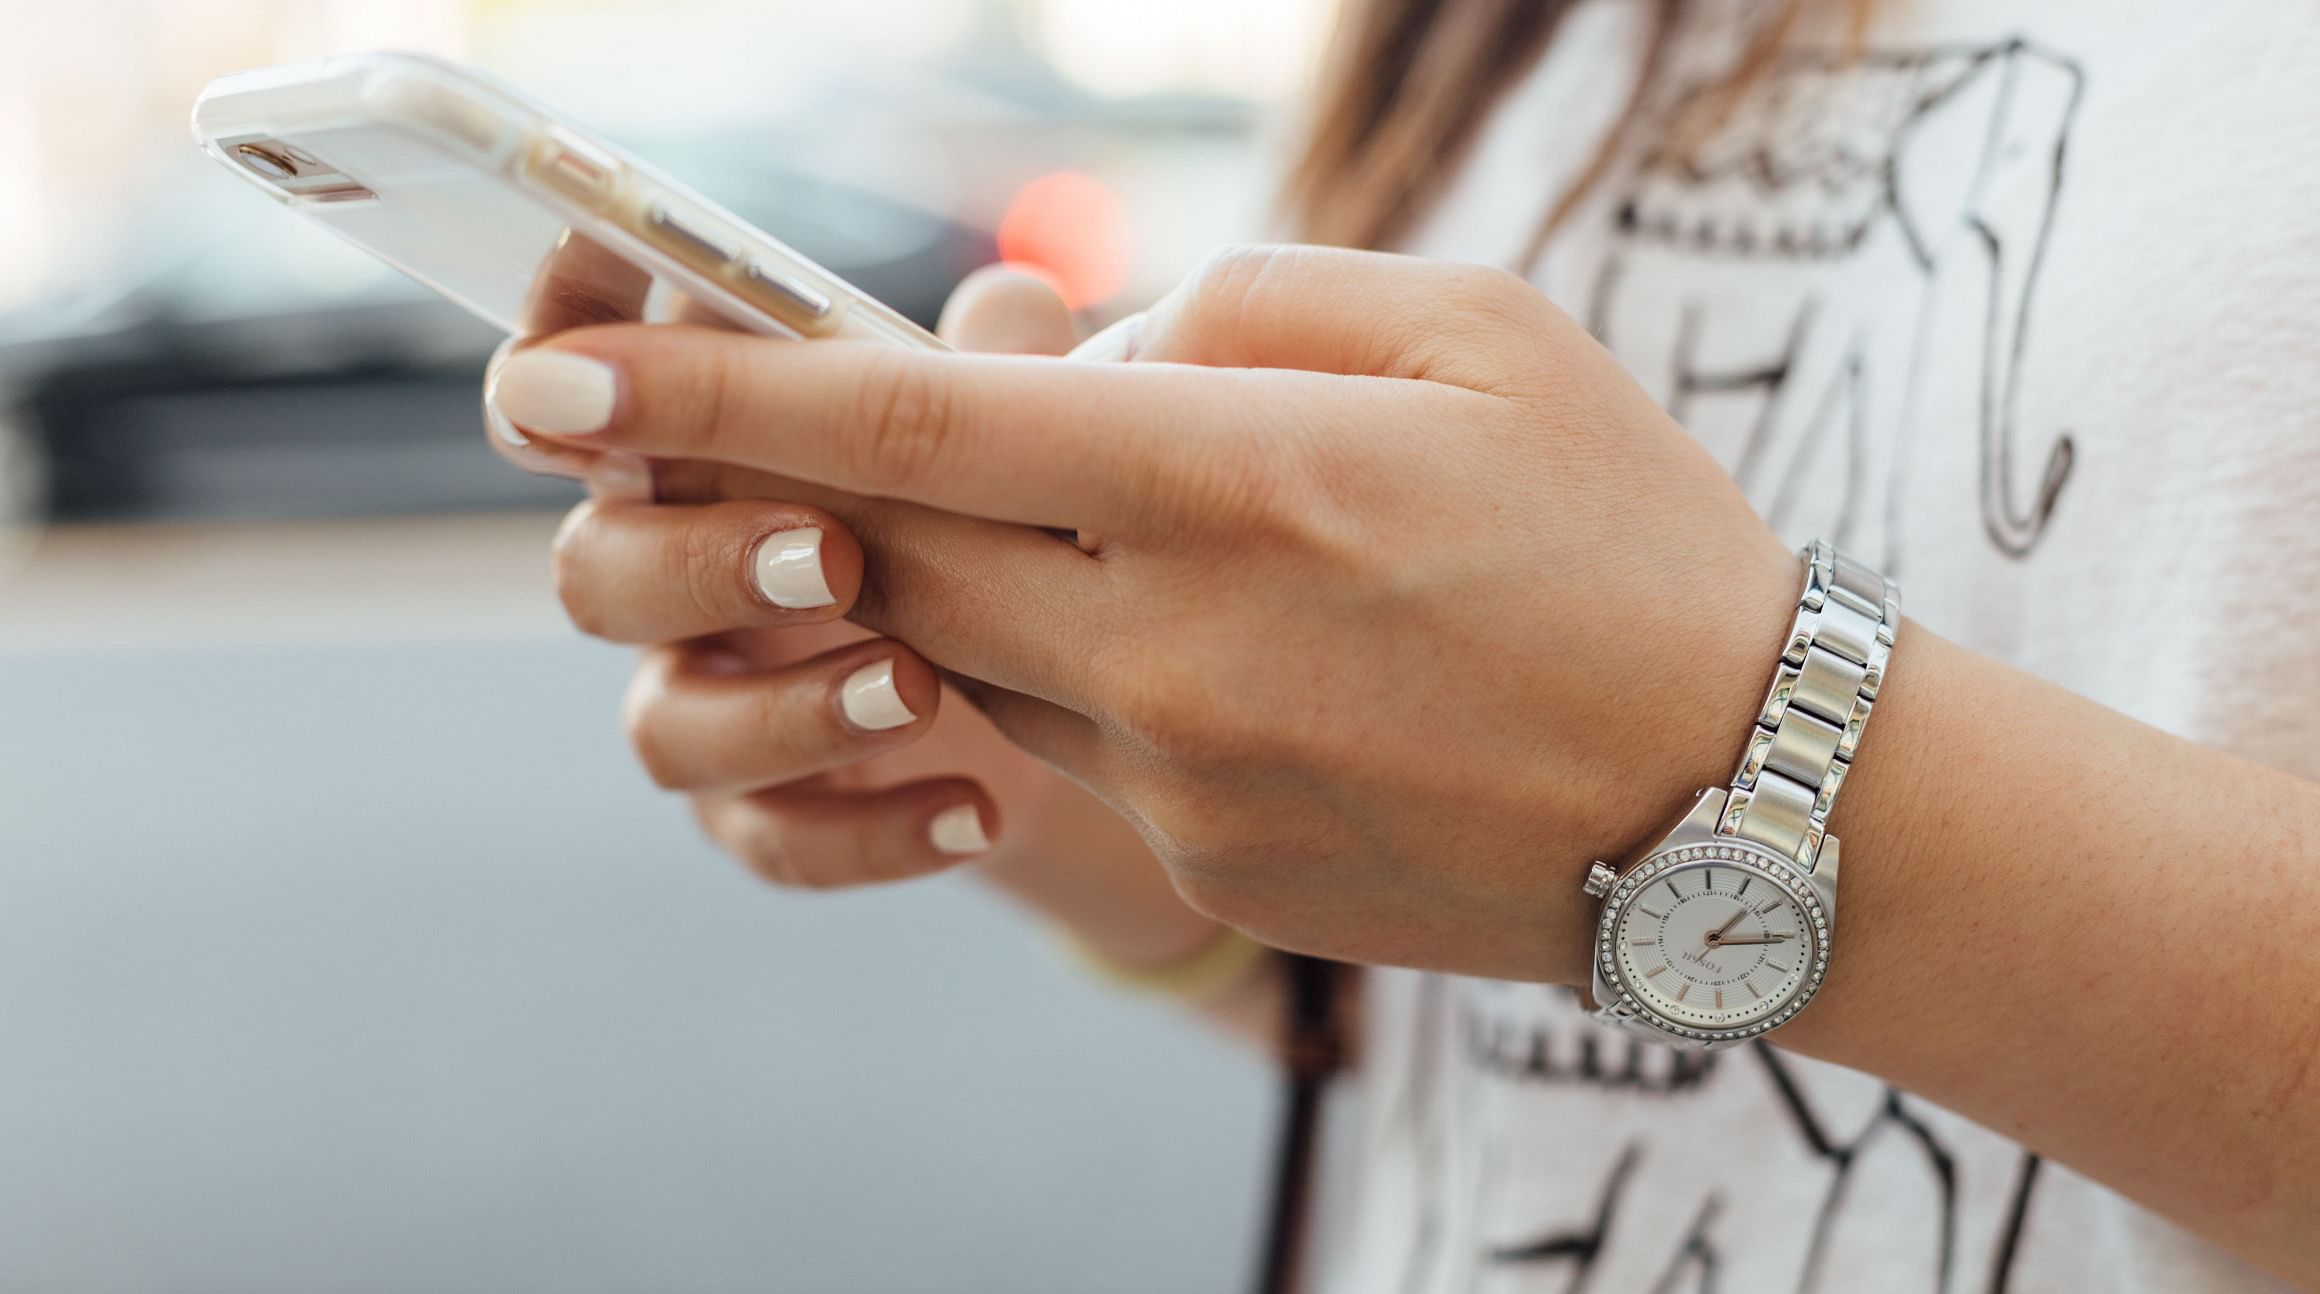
[1327,1,2320,1290]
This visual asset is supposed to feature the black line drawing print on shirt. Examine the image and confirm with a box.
[1586,39,2083,569]
[1458,989,2042,1293]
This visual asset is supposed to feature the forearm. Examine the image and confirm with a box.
[1775,627,2320,1283]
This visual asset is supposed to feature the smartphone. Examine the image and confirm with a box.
[192,51,945,349]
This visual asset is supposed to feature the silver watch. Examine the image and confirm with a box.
[1581,541,1898,1049]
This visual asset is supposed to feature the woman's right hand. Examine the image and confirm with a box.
[530,268,1232,972]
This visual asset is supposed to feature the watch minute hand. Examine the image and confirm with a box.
[1713,933,1793,946]
[1704,906,1748,946]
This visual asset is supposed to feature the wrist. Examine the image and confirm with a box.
[1574,541,1898,1044]
[1567,540,1805,883]
[1524,539,1806,989]
[1748,621,1955,1059]
[1058,922,1271,999]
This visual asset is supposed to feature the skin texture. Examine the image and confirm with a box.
[494,247,2320,1284]
[496,265,1258,1002]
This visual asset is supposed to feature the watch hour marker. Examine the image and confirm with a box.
[1646,963,1670,979]
[1629,939,1654,947]
[1714,989,1724,1010]
[1736,877,1752,900]
[1703,870,1715,893]
[1767,962,1792,975]
[1675,982,1690,1002]
[1671,875,1686,898]
[1639,905,1668,920]
[1745,980,1762,1000]
[1756,898,1783,915]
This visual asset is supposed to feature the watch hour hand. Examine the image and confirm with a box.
[1703,905,1748,947]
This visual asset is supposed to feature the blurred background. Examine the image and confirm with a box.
[0,1,1338,1288]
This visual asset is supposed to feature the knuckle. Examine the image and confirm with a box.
[1168,437,1351,562]
[620,678,686,791]
[1186,243,1285,307]
[671,518,746,626]
[846,354,957,493]
[766,858,838,891]
[843,814,910,884]
[666,341,741,457]
[752,825,858,891]
[1438,262,1539,320]
[1385,264,1546,389]
[628,727,686,792]
[693,797,826,891]
[1169,244,1287,355]
[1427,267,1558,379]
[550,505,614,638]
[735,823,806,888]
[749,675,826,760]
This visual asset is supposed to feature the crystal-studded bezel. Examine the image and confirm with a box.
[1594,841,1830,1044]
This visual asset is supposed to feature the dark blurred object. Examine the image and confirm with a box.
[8,302,535,524]
[0,151,991,526]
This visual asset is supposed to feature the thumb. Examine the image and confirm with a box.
[936,264,1078,356]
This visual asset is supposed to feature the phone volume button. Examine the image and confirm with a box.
[644,204,738,267]
[737,260,836,329]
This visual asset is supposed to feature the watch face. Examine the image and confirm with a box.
[1599,843,1828,1041]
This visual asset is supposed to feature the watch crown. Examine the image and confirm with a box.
[1582,862,1617,898]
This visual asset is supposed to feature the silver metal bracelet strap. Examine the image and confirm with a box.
[1719,541,1898,870]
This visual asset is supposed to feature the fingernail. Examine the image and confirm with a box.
[483,338,529,446]
[753,527,834,609]
[484,394,531,448]
[928,804,990,856]
[587,452,655,502]
[489,350,618,435]
[839,659,915,731]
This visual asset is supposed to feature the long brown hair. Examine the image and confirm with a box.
[1284,0,1874,256]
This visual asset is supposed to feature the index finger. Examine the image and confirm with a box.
[486,323,1308,532]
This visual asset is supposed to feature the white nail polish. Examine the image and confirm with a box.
[489,350,618,435]
[839,659,915,731]
[753,527,835,609]
[587,452,655,502]
[928,804,990,856]
[483,338,529,446]
[484,396,531,448]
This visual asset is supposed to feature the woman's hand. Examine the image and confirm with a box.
[535,267,1056,889]
[501,247,2320,1279]
[495,245,1799,984]
[518,268,1232,975]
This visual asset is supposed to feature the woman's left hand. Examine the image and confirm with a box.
[494,245,1802,983]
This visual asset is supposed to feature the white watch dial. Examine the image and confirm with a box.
[1609,851,1823,1033]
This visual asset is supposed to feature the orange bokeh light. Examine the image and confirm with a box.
[995,170,1133,310]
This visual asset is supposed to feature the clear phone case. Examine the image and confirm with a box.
[192,51,945,349]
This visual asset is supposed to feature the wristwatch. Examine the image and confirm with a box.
[1581,541,1898,1049]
